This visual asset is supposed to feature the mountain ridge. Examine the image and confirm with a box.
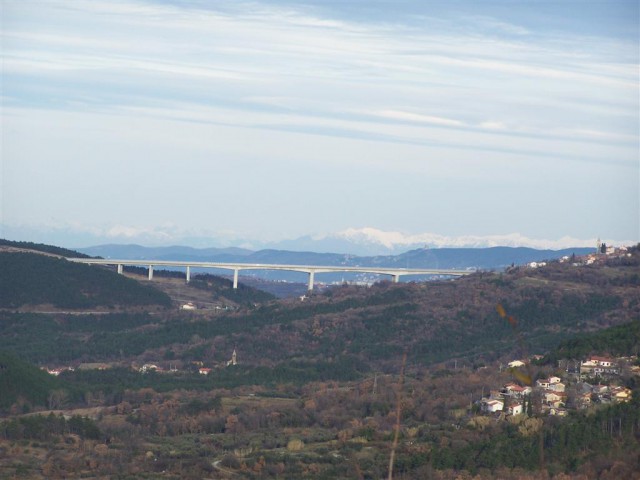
[275,227,606,254]
[8,223,629,255]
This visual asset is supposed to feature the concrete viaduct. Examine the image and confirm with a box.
[67,258,472,291]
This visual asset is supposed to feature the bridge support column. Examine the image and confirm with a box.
[117,264,123,275]
[186,266,191,283]
[308,270,315,291]
[392,274,400,283]
[148,265,154,280]
[233,269,239,289]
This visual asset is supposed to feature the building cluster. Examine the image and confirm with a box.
[179,302,233,311]
[42,363,111,375]
[526,261,547,269]
[42,366,74,376]
[479,355,636,419]
[138,363,178,374]
[574,244,631,267]
[43,350,239,377]
[195,349,238,374]
[579,355,620,376]
[525,244,632,270]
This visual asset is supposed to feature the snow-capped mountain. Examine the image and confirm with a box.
[272,227,601,255]
[4,222,624,257]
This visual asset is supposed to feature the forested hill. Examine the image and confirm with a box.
[0,240,276,310]
[120,265,276,306]
[0,351,62,410]
[0,252,172,310]
[3,246,638,373]
[0,239,90,258]
[198,245,638,371]
[540,319,640,365]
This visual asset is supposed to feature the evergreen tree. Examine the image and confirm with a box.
[526,395,533,417]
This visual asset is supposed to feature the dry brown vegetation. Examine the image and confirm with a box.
[2,246,639,478]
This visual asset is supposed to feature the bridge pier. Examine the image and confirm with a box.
[67,258,470,286]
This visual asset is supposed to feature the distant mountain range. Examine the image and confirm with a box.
[77,243,595,284]
[271,227,602,255]
[5,224,624,256]
[79,244,254,260]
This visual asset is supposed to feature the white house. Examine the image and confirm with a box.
[549,407,568,417]
[482,398,504,413]
[536,378,550,389]
[502,383,532,398]
[507,403,523,415]
[589,356,614,367]
[536,376,562,389]
[139,364,160,373]
[547,380,565,393]
[610,386,632,403]
[581,356,618,376]
[543,391,566,408]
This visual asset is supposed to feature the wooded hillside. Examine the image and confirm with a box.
[2,242,639,479]
[0,252,172,309]
[2,247,639,374]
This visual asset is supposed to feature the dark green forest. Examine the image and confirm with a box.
[1,251,638,368]
[0,413,102,441]
[0,239,90,258]
[426,396,640,475]
[0,253,172,309]
[540,319,640,365]
[0,287,625,368]
[0,351,60,410]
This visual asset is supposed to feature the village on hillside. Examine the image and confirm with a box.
[480,354,637,419]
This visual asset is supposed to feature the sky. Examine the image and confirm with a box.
[1,0,639,249]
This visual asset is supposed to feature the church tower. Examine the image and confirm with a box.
[227,349,237,366]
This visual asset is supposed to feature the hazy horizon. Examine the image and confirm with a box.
[0,224,631,256]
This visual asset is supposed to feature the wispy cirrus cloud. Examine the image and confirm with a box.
[371,110,466,127]
[2,0,638,244]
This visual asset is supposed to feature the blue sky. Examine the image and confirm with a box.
[1,0,638,249]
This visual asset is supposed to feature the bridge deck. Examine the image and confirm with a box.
[67,258,472,290]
